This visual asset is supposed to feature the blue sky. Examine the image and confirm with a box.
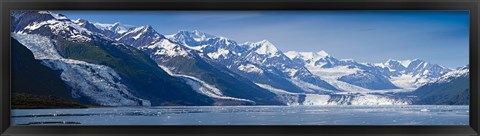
[55,11,469,68]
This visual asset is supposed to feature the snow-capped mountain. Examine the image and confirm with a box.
[94,22,130,35]
[168,30,338,94]
[285,51,399,91]
[74,19,105,35]
[286,51,452,91]
[285,51,330,67]
[286,51,360,69]
[166,30,217,47]
[141,38,191,59]
[377,59,451,88]
[377,59,451,78]
[115,25,163,47]
[380,59,411,72]
[247,40,282,58]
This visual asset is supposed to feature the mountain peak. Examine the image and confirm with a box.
[316,50,329,57]
[109,22,123,29]
[409,58,425,64]
[128,25,156,34]
[77,18,89,23]
[412,58,422,61]
[112,22,121,26]
[385,59,413,68]
[253,40,279,56]
[132,25,152,32]
[192,30,206,35]
[173,30,216,42]
[52,13,68,20]
[37,11,51,14]
[142,25,154,30]
[34,11,66,20]
[176,30,210,36]
[93,22,131,35]
[257,39,272,45]
[176,30,190,34]
[75,19,92,27]
[114,24,163,46]
[95,22,122,28]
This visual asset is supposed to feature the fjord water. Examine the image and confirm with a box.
[12,105,468,125]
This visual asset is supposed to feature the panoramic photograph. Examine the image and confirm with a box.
[10,11,469,125]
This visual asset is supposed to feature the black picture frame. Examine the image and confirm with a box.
[1,0,479,135]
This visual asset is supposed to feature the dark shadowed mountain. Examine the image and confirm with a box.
[409,66,469,105]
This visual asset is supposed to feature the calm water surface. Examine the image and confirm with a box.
[11,105,468,125]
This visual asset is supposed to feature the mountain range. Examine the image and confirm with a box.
[10,11,470,106]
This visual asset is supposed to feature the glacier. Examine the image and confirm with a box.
[12,33,150,106]
[159,65,255,105]
[256,82,408,106]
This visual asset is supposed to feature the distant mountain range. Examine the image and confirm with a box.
[10,11,469,106]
